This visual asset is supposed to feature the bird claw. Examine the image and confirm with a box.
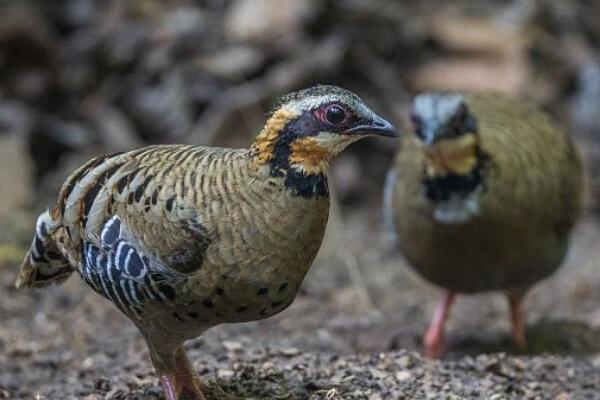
[423,330,446,359]
[422,291,455,358]
[159,374,206,400]
[160,374,178,400]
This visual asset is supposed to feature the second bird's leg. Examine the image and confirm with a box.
[507,290,527,348]
[423,290,455,358]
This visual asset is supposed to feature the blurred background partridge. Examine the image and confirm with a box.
[15,85,395,400]
[386,92,583,358]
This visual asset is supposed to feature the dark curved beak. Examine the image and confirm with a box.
[347,114,397,137]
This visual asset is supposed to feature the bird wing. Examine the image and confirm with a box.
[80,215,184,317]
[53,145,242,275]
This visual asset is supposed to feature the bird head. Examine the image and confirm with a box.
[251,85,396,176]
[410,93,481,177]
[410,93,478,145]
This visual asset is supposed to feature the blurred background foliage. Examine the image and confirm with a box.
[1,0,600,215]
[2,1,600,398]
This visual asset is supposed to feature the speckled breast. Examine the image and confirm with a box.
[389,133,576,294]
[170,177,330,337]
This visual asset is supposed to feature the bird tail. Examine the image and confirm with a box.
[15,210,73,289]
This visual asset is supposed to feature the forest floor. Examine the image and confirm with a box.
[1,0,600,398]
[1,208,600,399]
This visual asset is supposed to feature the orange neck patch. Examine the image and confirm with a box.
[251,108,298,165]
[289,137,332,175]
[424,133,480,177]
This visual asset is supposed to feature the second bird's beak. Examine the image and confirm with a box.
[347,114,397,137]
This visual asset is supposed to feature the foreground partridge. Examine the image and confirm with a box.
[386,92,582,357]
[16,85,395,399]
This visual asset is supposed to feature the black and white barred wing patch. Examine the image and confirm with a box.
[24,211,73,286]
[81,216,181,316]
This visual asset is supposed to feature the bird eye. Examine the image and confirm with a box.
[325,105,347,125]
[448,104,468,136]
[410,111,424,137]
[410,112,423,130]
[451,104,466,125]
[409,111,422,128]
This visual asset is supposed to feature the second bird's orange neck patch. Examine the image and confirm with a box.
[424,133,480,178]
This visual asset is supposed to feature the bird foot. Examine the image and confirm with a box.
[159,373,206,400]
[423,291,455,358]
[160,374,179,400]
[423,328,445,359]
[508,295,527,349]
[179,375,207,400]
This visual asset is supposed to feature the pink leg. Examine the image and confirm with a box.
[508,292,526,348]
[423,291,456,358]
[160,374,179,400]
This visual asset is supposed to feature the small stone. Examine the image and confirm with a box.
[395,371,412,381]
[222,340,242,352]
[81,357,95,370]
[370,368,387,379]
[217,369,235,378]
[397,355,414,368]
[513,358,527,371]
[553,392,570,400]
[325,388,339,399]
[280,347,300,357]
[107,389,126,400]
[261,361,275,371]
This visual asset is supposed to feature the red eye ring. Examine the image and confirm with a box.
[316,103,350,125]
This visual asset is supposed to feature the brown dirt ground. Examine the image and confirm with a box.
[1,208,600,399]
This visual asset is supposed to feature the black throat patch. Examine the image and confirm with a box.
[268,113,329,199]
[423,149,489,203]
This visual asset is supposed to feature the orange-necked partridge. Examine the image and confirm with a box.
[16,85,395,400]
[386,92,582,357]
